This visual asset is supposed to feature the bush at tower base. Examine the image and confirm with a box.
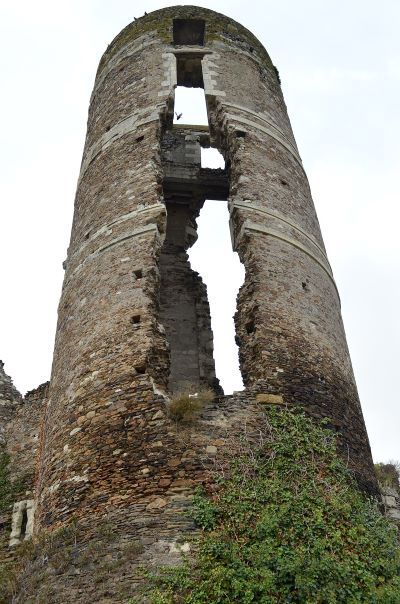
[139,407,400,604]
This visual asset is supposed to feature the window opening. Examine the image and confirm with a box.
[173,53,207,125]
[9,499,35,547]
[173,19,205,46]
[20,507,28,539]
[173,87,208,126]
[201,147,225,169]
[188,201,244,394]
[176,55,204,88]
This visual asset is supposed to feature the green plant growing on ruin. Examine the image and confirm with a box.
[375,462,400,490]
[0,448,25,602]
[141,407,400,603]
[0,448,12,514]
[168,386,214,423]
[0,447,31,515]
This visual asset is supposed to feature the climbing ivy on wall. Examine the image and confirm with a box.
[0,448,14,514]
[0,447,28,514]
[140,407,400,603]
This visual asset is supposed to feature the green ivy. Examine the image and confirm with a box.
[145,408,400,603]
[375,462,400,490]
[0,446,28,513]
[0,447,14,513]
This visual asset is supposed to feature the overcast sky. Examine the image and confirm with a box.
[0,0,399,463]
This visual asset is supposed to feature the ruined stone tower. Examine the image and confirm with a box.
[10,5,378,596]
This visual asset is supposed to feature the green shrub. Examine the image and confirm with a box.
[375,462,400,490]
[147,408,400,603]
[0,447,13,513]
[168,386,214,423]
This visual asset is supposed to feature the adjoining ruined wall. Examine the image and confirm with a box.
[0,361,23,447]
[28,8,379,601]
[381,486,400,526]
[6,382,48,489]
[0,364,47,564]
[0,362,23,559]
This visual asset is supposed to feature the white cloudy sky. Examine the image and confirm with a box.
[0,0,399,463]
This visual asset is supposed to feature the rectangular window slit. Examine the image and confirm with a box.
[20,508,28,539]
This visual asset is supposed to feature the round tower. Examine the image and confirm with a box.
[36,6,377,538]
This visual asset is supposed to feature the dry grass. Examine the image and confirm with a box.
[168,386,215,423]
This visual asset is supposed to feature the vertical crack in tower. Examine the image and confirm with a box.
[160,124,227,394]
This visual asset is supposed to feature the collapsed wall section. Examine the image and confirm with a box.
[0,361,22,447]
[160,127,226,394]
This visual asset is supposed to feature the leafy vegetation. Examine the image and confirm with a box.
[143,407,400,603]
[0,447,18,603]
[375,462,400,490]
[0,447,14,514]
[0,446,30,513]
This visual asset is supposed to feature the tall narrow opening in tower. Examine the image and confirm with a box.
[159,44,243,394]
[189,200,244,393]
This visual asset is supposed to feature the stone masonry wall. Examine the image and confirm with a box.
[0,365,47,565]
[14,390,274,603]
[382,486,400,527]
[0,361,22,447]
[159,238,220,394]
[23,7,380,602]
[6,382,48,488]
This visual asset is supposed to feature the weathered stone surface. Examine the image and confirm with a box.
[256,393,284,405]
[381,485,400,527]
[0,371,48,568]
[0,361,23,446]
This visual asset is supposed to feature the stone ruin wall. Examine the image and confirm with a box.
[0,363,47,559]
[0,6,392,602]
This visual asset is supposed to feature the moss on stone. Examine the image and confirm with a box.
[0,448,14,514]
[97,6,274,78]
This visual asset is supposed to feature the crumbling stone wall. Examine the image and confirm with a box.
[382,486,400,526]
[0,361,22,447]
[0,362,23,560]
[5,382,48,489]
[0,365,47,565]
[160,127,224,394]
[20,6,379,601]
